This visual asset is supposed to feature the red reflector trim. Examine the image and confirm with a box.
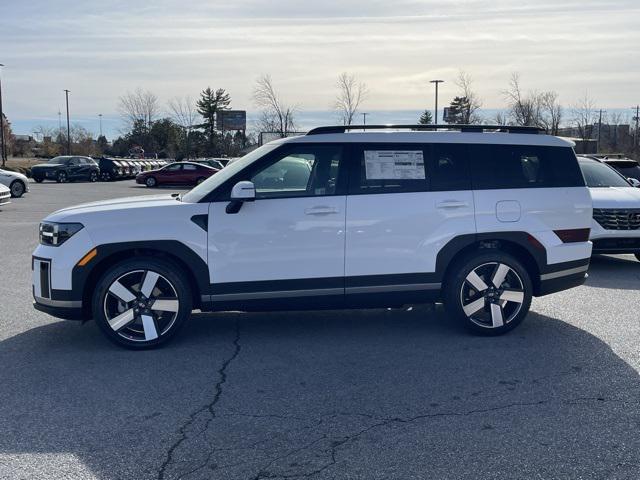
[554,228,591,243]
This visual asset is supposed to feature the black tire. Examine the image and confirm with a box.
[9,180,25,198]
[56,171,67,183]
[146,176,157,188]
[89,171,99,182]
[444,251,533,335]
[34,178,44,183]
[196,177,206,185]
[92,257,193,349]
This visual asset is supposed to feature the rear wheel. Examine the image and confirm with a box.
[92,258,192,349]
[444,251,532,335]
[101,172,112,182]
[56,171,67,183]
[196,177,206,185]
[146,176,157,188]
[34,177,44,183]
[10,180,25,198]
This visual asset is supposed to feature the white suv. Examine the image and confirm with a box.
[32,125,593,348]
[578,156,640,261]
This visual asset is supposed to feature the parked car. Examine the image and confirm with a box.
[192,159,225,170]
[98,158,127,181]
[0,183,10,207]
[578,156,640,261]
[31,156,100,183]
[32,124,593,348]
[136,161,218,187]
[0,168,30,197]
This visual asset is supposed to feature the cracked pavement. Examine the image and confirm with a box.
[1,181,640,480]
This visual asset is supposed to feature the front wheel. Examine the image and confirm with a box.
[92,258,193,349]
[56,171,67,183]
[89,171,98,182]
[196,177,206,185]
[10,180,25,198]
[145,176,157,188]
[444,251,532,335]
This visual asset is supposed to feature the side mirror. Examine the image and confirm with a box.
[628,178,640,188]
[227,181,255,214]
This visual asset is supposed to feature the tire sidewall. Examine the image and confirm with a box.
[10,180,25,198]
[444,250,533,335]
[92,257,193,349]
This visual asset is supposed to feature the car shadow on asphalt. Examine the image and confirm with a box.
[1,305,640,478]
[586,254,640,290]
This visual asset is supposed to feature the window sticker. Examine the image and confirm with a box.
[364,150,425,180]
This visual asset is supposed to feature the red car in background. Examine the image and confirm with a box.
[136,162,219,188]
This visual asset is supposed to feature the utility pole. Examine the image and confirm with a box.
[64,89,71,155]
[633,105,640,155]
[597,109,603,152]
[430,80,444,124]
[98,113,103,138]
[58,110,62,134]
[362,112,368,125]
[0,63,6,168]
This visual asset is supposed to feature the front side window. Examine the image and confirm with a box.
[579,160,632,188]
[164,164,182,172]
[250,145,342,199]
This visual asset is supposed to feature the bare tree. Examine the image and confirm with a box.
[503,73,544,127]
[539,91,563,135]
[571,93,598,142]
[334,72,368,125]
[118,88,159,132]
[493,111,509,126]
[253,74,297,137]
[455,71,482,124]
[168,95,198,158]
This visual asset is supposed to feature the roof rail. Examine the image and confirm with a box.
[306,124,545,136]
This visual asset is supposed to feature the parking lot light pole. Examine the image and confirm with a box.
[0,63,6,167]
[64,89,71,155]
[633,105,640,154]
[430,79,444,124]
[98,113,103,138]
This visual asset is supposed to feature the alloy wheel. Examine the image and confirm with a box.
[459,262,525,329]
[103,269,180,343]
[90,171,98,182]
[58,172,67,183]
[10,181,24,197]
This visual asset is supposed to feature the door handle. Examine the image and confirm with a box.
[304,206,339,215]
[436,200,469,209]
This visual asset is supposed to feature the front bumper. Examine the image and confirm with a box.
[32,256,88,320]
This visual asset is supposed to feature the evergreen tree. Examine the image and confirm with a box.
[446,96,473,124]
[418,110,433,125]
[196,87,231,153]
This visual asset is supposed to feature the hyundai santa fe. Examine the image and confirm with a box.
[32,124,593,348]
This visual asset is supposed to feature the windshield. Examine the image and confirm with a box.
[47,156,69,164]
[181,144,279,203]
[579,160,632,188]
[607,161,640,182]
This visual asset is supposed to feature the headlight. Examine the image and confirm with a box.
[39,222,84,246]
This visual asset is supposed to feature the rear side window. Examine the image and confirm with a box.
[428,144,471,191]
[470,145,584,189]
[350,144,428,194]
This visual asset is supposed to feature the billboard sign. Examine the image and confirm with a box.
[217,110,247,131]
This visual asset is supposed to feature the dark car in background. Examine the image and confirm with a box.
[136,161,218,187]
[192,158,226,170]
[97,158,127,181]
[31,156,100,183]
[585,154,640,186]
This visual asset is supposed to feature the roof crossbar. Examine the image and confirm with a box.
[306,124,545,135]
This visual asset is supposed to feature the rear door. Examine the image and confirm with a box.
[344,143,476,303]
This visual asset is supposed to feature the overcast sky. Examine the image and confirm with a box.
[2,0,639,135]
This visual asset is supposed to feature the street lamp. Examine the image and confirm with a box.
[98,113,103,138]
[430,79,444,124]
[362,112,368,126]
[0,63,6,167]
[64,89,71,155]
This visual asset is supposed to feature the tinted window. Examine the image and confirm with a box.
[183,164,197,171]
[428,144,471,191]
[607,161,640,182]
[164,164,182,171]
[579,160,631,188]
[350,144,428,194]
[470,145,584,189]
[250,145,342,199]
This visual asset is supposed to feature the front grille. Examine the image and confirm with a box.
[593,208,640,230]
[0,190,10,205]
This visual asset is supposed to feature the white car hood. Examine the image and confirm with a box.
[0,169,28,183]
[589,186,640,209]
[47,194,183,220]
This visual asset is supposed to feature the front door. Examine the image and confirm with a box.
[207,144,347,306]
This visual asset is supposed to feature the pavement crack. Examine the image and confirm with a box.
[157,320,242,480]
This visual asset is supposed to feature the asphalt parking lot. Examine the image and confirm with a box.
[1,180,640,480]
